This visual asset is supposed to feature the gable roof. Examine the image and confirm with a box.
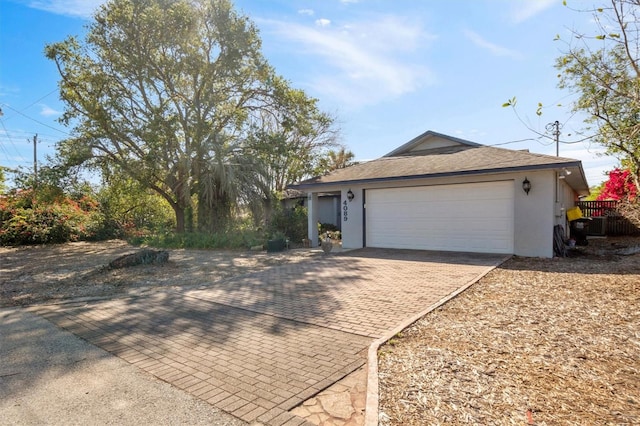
[384,130,480,156]
[290,131,590,194]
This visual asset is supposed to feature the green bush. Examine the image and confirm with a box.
[128,226,265,250]
[96,179,175,238]
[269,205,308,243]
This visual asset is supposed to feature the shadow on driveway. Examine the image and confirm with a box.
[18,248,506,425]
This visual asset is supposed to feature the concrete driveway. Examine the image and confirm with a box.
[18,249,506,425]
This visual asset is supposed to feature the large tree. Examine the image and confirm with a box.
[47,0,334,233]
[556,0,640,193]
[242,81,339,225]
[315,147,357,175]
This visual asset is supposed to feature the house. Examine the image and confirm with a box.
[288,131,590,258]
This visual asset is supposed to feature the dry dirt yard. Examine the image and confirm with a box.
[379,236,640,426]
[0,240,316,307]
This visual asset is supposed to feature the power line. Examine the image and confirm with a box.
[0,135,13,164]
[488,138,542,147]
[0,103,69,136]
[7,89,60,118]
[0,129,64,140]
[0,116,29,164]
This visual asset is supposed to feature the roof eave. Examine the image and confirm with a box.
[288,161,585,191]
[566,163,591,196]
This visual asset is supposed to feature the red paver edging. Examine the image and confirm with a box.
[363,255,512,426]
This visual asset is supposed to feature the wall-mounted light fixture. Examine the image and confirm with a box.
[558,168,572,180]
[522,177,531,195]
[347,189,355,202]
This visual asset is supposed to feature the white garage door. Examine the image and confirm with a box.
[365,181,514,254]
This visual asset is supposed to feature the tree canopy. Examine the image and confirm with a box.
[315,147,357,175]
[46,0,337,233]
[556,0,640,193]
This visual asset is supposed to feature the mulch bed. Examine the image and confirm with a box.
[378,236,640,425]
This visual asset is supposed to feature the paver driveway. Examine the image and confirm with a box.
[33,248,506,425]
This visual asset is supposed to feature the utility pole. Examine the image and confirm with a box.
[545,121,562,203]
[31,134,38,189]
[546,120,561,156]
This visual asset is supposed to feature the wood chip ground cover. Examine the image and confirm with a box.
[379,238,640,425]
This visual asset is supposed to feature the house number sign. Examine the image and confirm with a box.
[343,200,348,221]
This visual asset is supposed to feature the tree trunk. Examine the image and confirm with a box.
[263,196,273,228]
[197,192,231,233]
[185,205,194,233]
[173,205,186,233]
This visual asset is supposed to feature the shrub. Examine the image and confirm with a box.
[128,227,265,250]
[269,205,308,243]
[0,192,103,245]
[96,181,175,239]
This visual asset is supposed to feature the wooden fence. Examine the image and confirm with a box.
[576,200,640,236]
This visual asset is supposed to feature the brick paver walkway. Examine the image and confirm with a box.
[33,249,505,425]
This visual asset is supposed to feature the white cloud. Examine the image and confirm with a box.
[0,84,20,98]
[27,0,104,19]
[463,29,524,60]
[39,104,61,117]
[262,15,436,108]
[509,0,556,24]
[298,9,314,16]
[315,18,331,27]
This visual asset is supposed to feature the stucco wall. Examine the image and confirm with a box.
[512,171,555,258]
[557,177,577,228]
[341,188,364,249]
[310,170,560,257]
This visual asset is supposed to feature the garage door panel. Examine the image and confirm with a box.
[365,182,514,254]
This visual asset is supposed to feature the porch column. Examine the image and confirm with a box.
[307,192,319,248]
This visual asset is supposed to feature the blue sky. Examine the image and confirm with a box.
[0,0,620,187]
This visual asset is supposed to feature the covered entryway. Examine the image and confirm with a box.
[365,181,515,253]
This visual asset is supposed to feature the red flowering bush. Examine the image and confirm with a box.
[596,168,637,201]
[594,168,640,230]
[0,189,103,245]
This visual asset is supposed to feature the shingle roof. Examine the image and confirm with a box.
[291,144,588,190]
